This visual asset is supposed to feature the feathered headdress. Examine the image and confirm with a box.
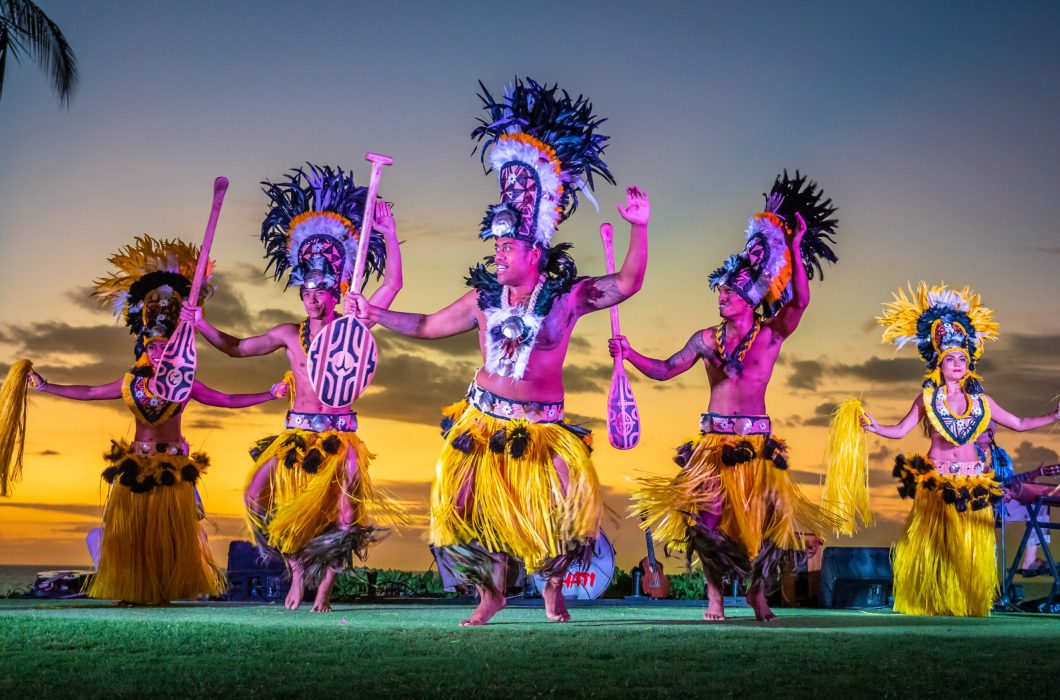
[260,163,387,297]
[93,236,212,357]
[471,77,615,249]
[709,170,838,317]
[878,282,998,392]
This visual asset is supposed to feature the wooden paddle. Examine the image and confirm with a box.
[150,176,228,402]
[600,223,640,449]
[306,153,392,408]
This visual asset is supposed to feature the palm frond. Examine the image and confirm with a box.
[0,0,78,106]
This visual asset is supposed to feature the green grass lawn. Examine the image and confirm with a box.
[1,600,1056,698]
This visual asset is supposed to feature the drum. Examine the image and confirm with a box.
[531,531,614,600]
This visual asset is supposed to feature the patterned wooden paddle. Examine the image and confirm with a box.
[306,153,391,408]
[150,177,228,402]
[600,223,640,449]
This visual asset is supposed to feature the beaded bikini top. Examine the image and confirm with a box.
[123,371,183,427]
[922,385,990,447]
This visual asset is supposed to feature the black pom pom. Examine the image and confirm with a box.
[970,497,988,511]
[181,464,200,482]
[722,441,755,466]
[909,455,932,474]
[440,416,455,437]
[955,499,968,513]
[941,486,957,504]
[972,485,988,498]
[101,467,120,483]
[452,432,474,453]
[508,426,530,459]
[118,461,139,486]
[892,455,907,478]
[922,476,937,491]
[897,484,910,499]
[139,476,157,492]
[283,450,299,469]
[302,449,323,474]
[489,429,507,454]
[673,441,693,467]
[322,435,341,455]
[765,439,788,470]
[104,441,125,461]
[160,470,176,486]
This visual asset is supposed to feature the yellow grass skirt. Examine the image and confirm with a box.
[430,401,601,574]
[892,455,1001,617]
[87,442,223,603]
[632,431,835,568]
[246,429,406,559]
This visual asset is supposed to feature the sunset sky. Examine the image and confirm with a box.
[2,1,1059,574]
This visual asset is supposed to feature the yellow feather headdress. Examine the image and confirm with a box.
[877,282,998,389]
[91,236,213,354]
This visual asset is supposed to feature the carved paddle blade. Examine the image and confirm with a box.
[149,176,229,402]
[149,320,197,402]
[306,316,378,408]
[607,365,640,449]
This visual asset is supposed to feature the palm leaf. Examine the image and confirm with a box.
[0,0,78,105]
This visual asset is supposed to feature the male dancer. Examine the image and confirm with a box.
[349,78,649,625]
[183,165,404,612]
[615,172,839,621]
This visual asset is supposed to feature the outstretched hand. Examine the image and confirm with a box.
[26,369,46,390]
[788,212,807,248]
[608,335,631,359]
[617,186,650,226]
[861,411,877,433]
[371,200,395,237]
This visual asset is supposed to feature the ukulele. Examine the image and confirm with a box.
[639,526,671,599]
[1002,463,1060,487]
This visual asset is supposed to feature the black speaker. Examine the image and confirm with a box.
[819,546,893,609]
[225,540,289,602]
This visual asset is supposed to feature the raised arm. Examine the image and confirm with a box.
[180,304,288,358]
[346,290,478,340]
[573,186,650,315]
[987,396,1060,432]
[769,213,808,339]
[364,200,403,320]
[864,395,924,440]
[190,379,287,409]
[27,370,122,401]
[609,330,705,381]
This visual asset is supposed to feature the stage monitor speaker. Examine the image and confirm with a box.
[225,540,288,602]
[819,546,893,609]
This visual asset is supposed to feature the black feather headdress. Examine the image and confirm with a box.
[260,163,387,296]
[472,77,615,248]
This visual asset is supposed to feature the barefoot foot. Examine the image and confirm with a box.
[703,597,726,622]
[747,588,777,622]
[285,570,305,611]
[542,577,571,622]
[310,569,337,613]
[460,589,506,626]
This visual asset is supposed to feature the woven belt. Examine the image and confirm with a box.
[285,411,358,432]
[700,412,772,436]
[467,382,564,423]
[128,439,189,456]
[934,460,988,476]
